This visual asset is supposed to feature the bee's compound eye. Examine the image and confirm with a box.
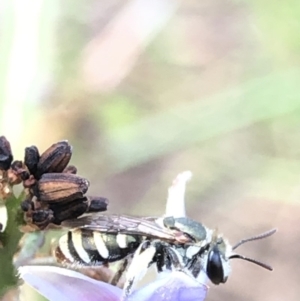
[206,246,225,285]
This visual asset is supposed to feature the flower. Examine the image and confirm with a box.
[19,266,208,301]
[19,171,208,301]
[19,266,121,301]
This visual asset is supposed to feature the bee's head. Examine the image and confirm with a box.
[205,228,276,285]
[205,233,231,285]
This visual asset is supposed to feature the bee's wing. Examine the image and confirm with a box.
[62,214,188,243]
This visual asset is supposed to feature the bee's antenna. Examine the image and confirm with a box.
[232,228,277,251]
[229,254,273,271]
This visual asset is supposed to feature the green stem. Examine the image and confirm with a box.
[0,194,24,297]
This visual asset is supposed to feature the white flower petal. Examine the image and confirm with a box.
[165,171,192,218]
[0,202,8,232]
[19,266,122,301]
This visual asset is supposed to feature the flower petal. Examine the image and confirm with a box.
[128,271,208,301]
[165,171,192,218]
[19,266,122,301]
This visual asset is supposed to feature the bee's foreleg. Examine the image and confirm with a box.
[122,240,156,299]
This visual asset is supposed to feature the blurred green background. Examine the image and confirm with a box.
[0,0,299,300]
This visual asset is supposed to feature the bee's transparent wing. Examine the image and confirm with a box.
[62,214,188,242]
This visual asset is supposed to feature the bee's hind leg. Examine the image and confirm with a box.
[122,240,156,299]
[109,258,130,286]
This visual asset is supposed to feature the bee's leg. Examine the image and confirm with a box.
[170,247,202,280]
[164,246,184,270]
[154,243,165,272]
[188,254,202,278]
[122,240,156,299]
[110,258,130,286]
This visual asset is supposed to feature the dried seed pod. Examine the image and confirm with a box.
[23,174,37,188]
[86,196,109,212]
[8,161,30,184]
[24,145,40,175]
[35,173,89,203]
[36,141,72,178]
[32,209,54,229]
[51,198,88,224]
[21,198,34,212]
[0,136,13,171]
[63,165,77,174]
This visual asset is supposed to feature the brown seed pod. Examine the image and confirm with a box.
[35,141,72,178]
[86,196,109,213]
[23,174,37,188]
[63,165,77,174]
[21,198,34,212]
[35,173,89,203]
[32,209,54,229]
[0,136,13,171]
[24,145,40,176]
[51,198,88,224]
[8,160,30,185]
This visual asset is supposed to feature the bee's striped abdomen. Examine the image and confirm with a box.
[55,228,143,266]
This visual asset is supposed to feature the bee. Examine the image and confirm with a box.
[53,213,276,298]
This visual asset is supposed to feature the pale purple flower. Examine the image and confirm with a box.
[19,266,208,301]
[19,171,208,301]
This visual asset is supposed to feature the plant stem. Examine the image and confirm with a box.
[0,194,24,297]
